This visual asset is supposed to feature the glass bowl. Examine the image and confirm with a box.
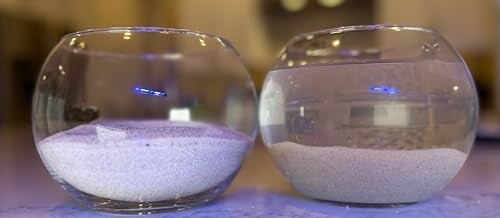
[259,25,478,205]
[32,27,257,214]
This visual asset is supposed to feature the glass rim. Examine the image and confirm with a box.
[273,24,463,70]
[290,24,437,43]
[58,27,238,59]
[62,26,230,43]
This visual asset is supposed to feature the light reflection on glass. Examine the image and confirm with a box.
[69,37,77,46]
[368,85,400,95]
[390,26,403,31]
[216,38,226,47]
[123,31,132,40]
[332,39,340,47]
[199,38,206,46]
[58,65,66,75]
[134,87,167,97]
[280,53,287,60]
[169,108,191,121]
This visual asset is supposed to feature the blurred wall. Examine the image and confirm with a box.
[0,0,143,27]
[377,0,496,52]
[377,0,496,106]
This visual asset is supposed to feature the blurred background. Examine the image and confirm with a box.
[0,0,497,126]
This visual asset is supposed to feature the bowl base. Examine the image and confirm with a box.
[321,199,418,208]
[60,175,234,215]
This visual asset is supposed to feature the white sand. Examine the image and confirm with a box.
[38,120,250,202]
[268,142,467,204]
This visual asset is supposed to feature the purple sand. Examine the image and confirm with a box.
[37,120,251,202]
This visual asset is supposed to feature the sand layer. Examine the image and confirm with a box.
[268,141,467,204]
[38,120,251,202]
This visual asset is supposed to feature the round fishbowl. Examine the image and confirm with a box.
[259,25,478,205]
[32,27,257,214]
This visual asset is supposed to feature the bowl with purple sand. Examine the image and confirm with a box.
[32,27,257,214]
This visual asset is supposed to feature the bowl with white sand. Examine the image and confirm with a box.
[32,27,257,214]
[259,25,478,206]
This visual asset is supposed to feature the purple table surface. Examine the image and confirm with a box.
[1,125,500,217]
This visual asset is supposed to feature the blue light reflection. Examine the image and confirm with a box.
[134,87,167,97]
[368,86,400,95]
